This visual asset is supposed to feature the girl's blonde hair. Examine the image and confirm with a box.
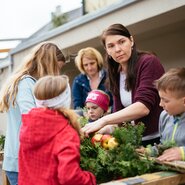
[0,42,64,112]
[34,75,82,137]
[75,47,104,74]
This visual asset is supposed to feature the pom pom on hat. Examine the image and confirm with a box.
[85,90,110,111]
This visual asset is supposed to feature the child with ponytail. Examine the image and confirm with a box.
[18,75,96,185]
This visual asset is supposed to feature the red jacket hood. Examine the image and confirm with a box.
[21,108,69,149]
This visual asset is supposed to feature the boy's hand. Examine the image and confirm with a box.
[157,147,182,162]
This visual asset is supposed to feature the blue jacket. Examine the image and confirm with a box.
[72,69,112,109]
[147,111,185,159]
[159,111,185,149]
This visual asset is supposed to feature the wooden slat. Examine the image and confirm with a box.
[0,48,11,53]
[100,171,185,185]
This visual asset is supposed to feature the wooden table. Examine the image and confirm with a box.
[100,171,185,185]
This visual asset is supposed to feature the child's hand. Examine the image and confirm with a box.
[157,147,182,162]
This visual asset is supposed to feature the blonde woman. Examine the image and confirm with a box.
[72,47,112,110]
[18,75,96,185]
[0,42,65,185]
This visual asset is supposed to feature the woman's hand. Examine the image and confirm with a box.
[157,147,182,162]
[82,118,106,137]
[97,125,118,134]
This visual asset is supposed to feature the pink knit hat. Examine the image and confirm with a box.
[85,90,110,111]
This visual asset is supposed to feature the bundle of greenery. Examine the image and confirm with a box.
[80,123,168,184]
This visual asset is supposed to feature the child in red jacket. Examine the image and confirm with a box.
[18,75,96,185]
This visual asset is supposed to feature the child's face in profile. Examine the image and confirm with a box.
[159,90,185,116]
[86,102,104,121]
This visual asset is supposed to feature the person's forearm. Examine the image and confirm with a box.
[102,102,149,125]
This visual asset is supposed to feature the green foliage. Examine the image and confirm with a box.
[80,123,164,184]
[76,107,89,127]
[146,140,178,157]
[51,13,68,28]
[0,135,5,151]
[113,123,145,147]
[157,140,177,155]
[78,116,88,128]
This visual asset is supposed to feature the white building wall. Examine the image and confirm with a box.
[85,0,119,13]
[0,0,185,134]
[136,24,185,70]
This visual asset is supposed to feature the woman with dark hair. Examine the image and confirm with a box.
[83,23,165,146]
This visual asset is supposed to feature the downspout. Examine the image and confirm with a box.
[9,54,14,73]
[82,0,86,15]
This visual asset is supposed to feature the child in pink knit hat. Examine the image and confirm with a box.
[85,90,110,122]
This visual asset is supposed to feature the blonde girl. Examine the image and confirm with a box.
[18,75,96,185]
